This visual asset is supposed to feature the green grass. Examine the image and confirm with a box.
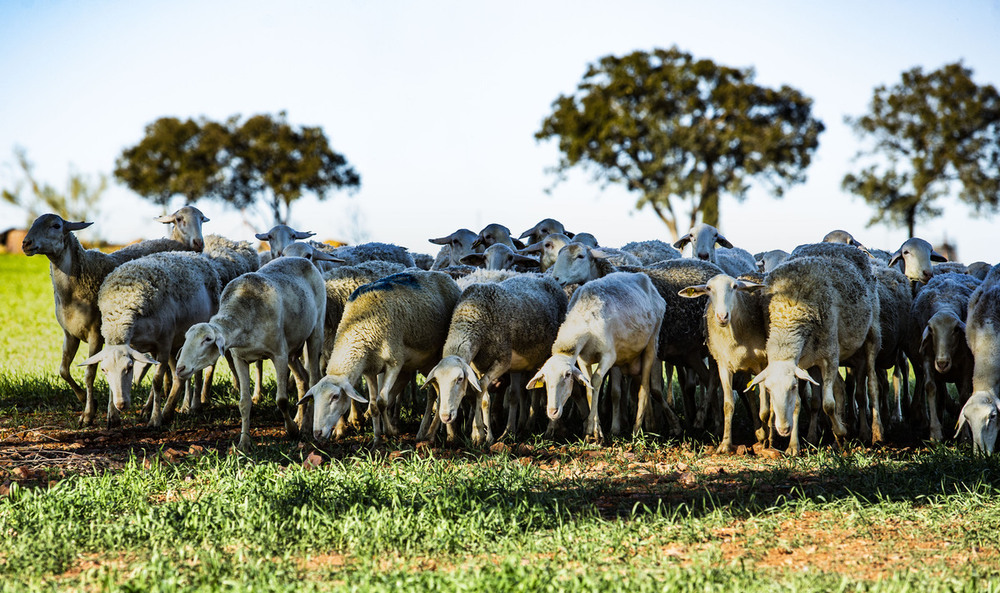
[2,252,999,591]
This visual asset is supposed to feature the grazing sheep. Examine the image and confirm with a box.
[80,252,221,427]
[527,272,665,441]
[460,242,540,271]
[966,264,1000,395]
[175,257,327,450]
[620,240,682,265]
[21,214,193,424]
[754,249,789,273]
[429,228,480,269]
[472,223,526,251]
[519,218,572,245]
[748,252,881,454]
[889,237,948,283]
[302,271,461,445]
[906,272,980,441]
[679,274,768,453]
[423,273,568,444]
[956,391,1000,454]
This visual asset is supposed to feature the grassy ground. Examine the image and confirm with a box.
[1,253,998,592]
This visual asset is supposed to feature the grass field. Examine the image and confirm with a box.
[1,253,998,592]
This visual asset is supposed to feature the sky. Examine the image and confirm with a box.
[1,0,999,262]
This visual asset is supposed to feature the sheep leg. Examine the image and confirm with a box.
[160,357,186,422]
[501,374,525,441]
[820,360,847,448]
[288,355,312,432]
[786,386,802,456]
[251,359,264,405]
[272,354,300,440]
[76,331,103,426]
[384,373,410,438]
[234,357,254,451]
[372,367,402,446]
[60,332,86,404]
[633,337,658,436]
[198,364,214,408]
[608,368,626,436]
[585,358,611,443]
[147,356,169,428]
[716,369,736,454]
[924,361,944,442]
[416,386,439,442]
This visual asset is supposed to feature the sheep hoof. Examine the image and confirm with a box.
[236,435,253,452]
[716,443,735,455]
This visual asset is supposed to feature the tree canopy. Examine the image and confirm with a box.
[843,61,1000,237]
[535,47,824,239]
[114,112,360,225]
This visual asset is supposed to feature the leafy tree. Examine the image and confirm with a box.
[115,112,360,225]
[843,61,1000,237]
[2,146,107,234]
[536,47,824,239]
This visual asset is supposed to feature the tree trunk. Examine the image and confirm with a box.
[650,202,679,242]
[701,192,719,229]
[906,205,916,238]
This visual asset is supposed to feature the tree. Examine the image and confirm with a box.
[2,146,107,234]
[843,61,1000,237]
[535,47,824,239]
[114,112,360,225]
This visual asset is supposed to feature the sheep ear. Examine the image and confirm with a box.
[794,366,819,385]
[920,326,932,352]
[295,392,314,407]
[65,221,93,232]
[312,251,346,264]
[79,350,107,367]
[423,367,439,391]
[519,241,543,255]
[460,253,487,267]
[154,214,176,224]
[571,366,592,389]
[745,369,768,392]
[678,284,709,298]
[293,231,316,240]
[736,281,765,293]
[517,229,533,240]
[201,215,210,223]
[931,250,948,262]
[715,234,734,249]
[428,236,450,245]
[956,405,969,433]
[127,347,159,366]
[673,234,692,249]
[590,248,611,260]
[564,231,575,239]
[471,237,484,250]
[255,232,270,241]
[888,251,902,267]
[511,238,526,250]
[526,370,545,390]
[345,383,368,404]
[463,361,483,393]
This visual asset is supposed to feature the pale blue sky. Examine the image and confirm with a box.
[2,1,999,261]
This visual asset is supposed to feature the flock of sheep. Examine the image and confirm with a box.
[19,208,1000,455]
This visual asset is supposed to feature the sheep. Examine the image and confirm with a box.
[301,270,461,445]
[155,205,208,251]
[571,233,600,248]
[21,214,193,424]
[472,223,526,251]
[679,274,769,453]
[620,240,682,265]
[549,243,720,435]
[905,272,980,441]
[519,218,572,245]
[519,233,575,272]
[79,251,221,427]
[889,237,948,283]
[255,224,316,259]
[871,265,913,428]
[429,228,480,269]
[966,264,1000,395]
[411,252,435,270]
[754,249,789,273]
[747,252,881,454]
[956,391,1000,454]
[673,223,755,276]
[321,241,415,268]
[422,273,568,444]
[967,261,992,281]
[175,256,327,450]
[822,229,865,247]
[527,272,665,441]
[460,243,540,271]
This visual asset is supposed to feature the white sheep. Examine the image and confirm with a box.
[956,391,1000,454]
[527,272,665,441]
[301,270,461,445]
[748,249,881,454]
[620,240,682,265]
[889,237,948,283]
[429,228,480,269]
[472,223,526,251]
[906,272,980,441]
[519,232,576,272]
[422,273,568,444]
[459,243,539,271]
[79,251,221,427]
[155,205,209,251]
[255,224,316,260]
[281,241,346,272]
[673,223,755,277]
[754,249,789,273]
[175,256,327,450]
[679,274,768,453]
[518,218,572,245]
[21,213,194,424]
[967,264,1000,396]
